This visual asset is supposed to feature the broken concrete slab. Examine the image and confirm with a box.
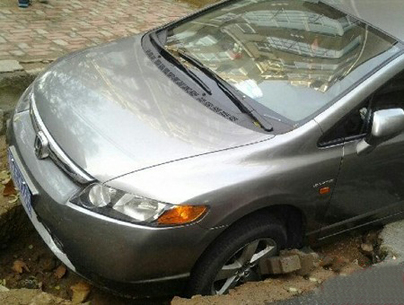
[281,249,320,276]
[279,255,302,273]
[379,219,404,263]
[260,254,301,275]
[0,60,23,73]
[260,249,319,276]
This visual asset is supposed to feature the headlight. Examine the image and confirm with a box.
[70,183,207,226]
[15,84,33,113]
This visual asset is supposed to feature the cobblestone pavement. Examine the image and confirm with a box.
[0,0,194,63]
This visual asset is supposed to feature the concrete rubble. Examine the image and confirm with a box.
[379,219,404,263]
[260,249,319,276]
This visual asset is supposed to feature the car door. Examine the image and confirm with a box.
[320,70,404,239]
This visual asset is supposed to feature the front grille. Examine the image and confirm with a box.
[29,97,94,184]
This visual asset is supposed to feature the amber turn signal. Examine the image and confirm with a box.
[319,186,331,195]
[157,205,207,225]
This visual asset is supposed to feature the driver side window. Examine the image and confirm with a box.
[319,103,370,147]
[319,70,404,147]
[371,70,404,111]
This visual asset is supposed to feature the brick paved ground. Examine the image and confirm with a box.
[0,0,194,62]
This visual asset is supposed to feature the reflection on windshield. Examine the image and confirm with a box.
[165,0,398,122]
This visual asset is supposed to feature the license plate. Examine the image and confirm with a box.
[8,149,33,217]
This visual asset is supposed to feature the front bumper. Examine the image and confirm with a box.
[7,110,221,297]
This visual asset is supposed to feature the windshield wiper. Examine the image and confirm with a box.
[176,50,273,132]
[149,33,212,95]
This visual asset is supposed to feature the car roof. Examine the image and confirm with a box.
[323,0,404,43]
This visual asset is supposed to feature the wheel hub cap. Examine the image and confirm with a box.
[212,238,277,295]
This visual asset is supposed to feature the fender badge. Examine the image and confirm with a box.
[313,179,334,189]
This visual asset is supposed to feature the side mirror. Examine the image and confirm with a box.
[357,108,404,155]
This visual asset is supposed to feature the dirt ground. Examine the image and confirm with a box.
[171,231,381,305]
[0,135,382,304]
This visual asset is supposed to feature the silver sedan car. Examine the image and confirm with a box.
[7,0,404,298]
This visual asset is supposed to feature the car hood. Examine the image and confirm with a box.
[32,35,271,182]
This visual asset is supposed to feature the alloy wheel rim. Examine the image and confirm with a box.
[211,238,277,295]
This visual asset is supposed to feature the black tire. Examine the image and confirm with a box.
[186,213,287,296]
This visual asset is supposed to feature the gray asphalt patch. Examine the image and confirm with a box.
[272,263,404,305]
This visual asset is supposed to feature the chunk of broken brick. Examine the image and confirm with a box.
[3,180,16,197]
[363,231,381,246]
[319,255,335,268]
[70,281,91,304]
[260,254,301,275]
[54,265,67,279]
[330,257,350,273]
[280,249,319,276]
[12,260,30,274]
[360,243,374,256]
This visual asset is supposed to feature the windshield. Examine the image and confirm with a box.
[164,0,400,123]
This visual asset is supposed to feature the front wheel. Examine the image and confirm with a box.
[187,213,287,296]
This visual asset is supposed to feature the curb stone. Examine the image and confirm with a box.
[0,60,24,74]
